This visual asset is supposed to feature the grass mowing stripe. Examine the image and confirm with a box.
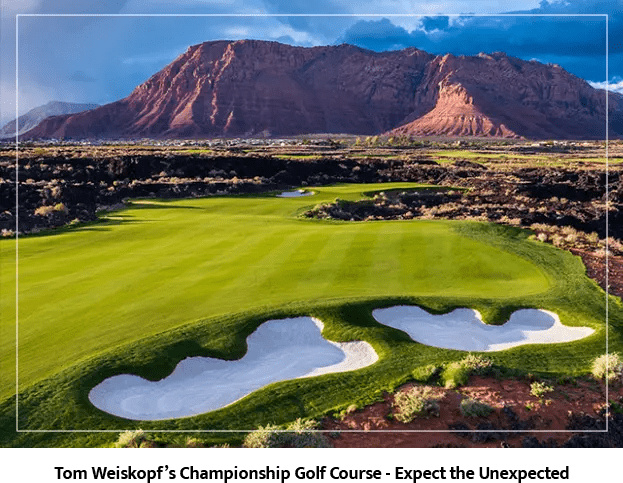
[332,225,379,292]
[252,230,330,297]
[293,226,357,297]
[107,228,298,321]
[360,222,404,295]
[283,231,335,297]
[396,223,431,291]
[222,228,310,299]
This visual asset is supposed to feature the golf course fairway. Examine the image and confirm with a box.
[0,182,620,447]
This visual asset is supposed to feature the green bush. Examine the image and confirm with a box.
[441,354,493,388]
[243,419,331,448]
[441,362,470,389]
[412,364,439,383]
[392,386,441,422]
[459,398,493,417]
[592,353,623,381]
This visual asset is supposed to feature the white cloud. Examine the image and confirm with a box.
[265,24,321,45]
[222,26,251,38]
[588,78,623,94]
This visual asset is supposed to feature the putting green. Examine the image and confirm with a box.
[0,182,619,446]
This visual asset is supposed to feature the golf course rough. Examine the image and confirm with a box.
[0,182,620,447]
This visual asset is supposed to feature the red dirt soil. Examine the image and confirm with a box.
[322,376,623,448]
[570,249,623,300]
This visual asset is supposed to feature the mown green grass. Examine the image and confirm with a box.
[273,154,320,160]
[430,150,621,166]
[0,182,620,447]
[430,150,548,162]
[175,148,216,155]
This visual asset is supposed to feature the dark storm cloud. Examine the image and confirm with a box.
[337,18,418,51]
[421,16,450,32]
[339,6,611,83]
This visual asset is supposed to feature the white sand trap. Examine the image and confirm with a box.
[88,317,377,421]
[277,189,313,197]
[372,306,594,352]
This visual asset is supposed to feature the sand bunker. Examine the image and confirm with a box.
[89,317,377,420]
[277,189,313,197]
[372,306,594,352]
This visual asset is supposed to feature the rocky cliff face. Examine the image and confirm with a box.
[391,52,617,139]
[23,40,622,140]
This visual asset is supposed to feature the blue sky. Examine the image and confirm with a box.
[0,1,619,125]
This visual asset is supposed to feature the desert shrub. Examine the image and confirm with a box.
[412,364,439,383]
[34,205,55,216]
[393,386,442,422]
[592,353,623,382]
[530,223,551,232]
[34,202,68,217]
[586,232,599,244]
[243,424,290,448]
[138,441,157,448]
[115,429,147,448]
[459,398,493,417]
[530,381,554,398]
[551,234,564,247]
[460,354,493,375]
[185,437,204,448]
[53,202,68,214]
[564,233,578,244]
[607,237,623,254]
[243,424,281,448]
[335,403,358,420]
[345,404,358,414]
[441,362,470,388]
[243,419,330,448]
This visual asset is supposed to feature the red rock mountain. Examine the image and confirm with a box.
[24,40,622,140]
